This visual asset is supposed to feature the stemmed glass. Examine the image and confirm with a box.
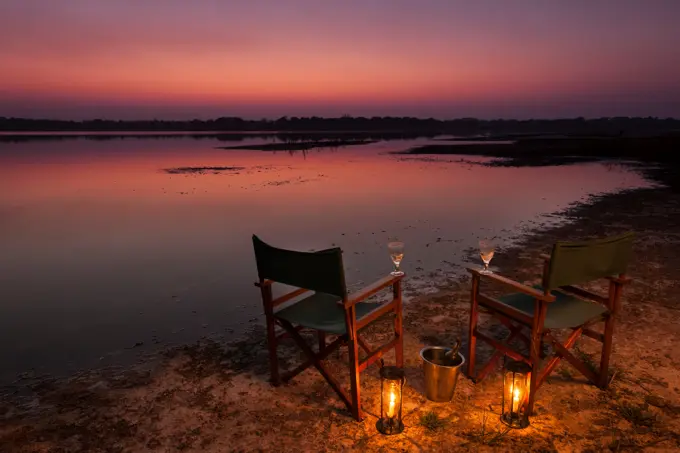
[479,239,496,274]
[388,241,405,276]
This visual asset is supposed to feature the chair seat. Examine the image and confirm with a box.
[499,286,609,329]
[274,292,377,335]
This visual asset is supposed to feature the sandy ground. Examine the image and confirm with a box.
[2,183,680,452]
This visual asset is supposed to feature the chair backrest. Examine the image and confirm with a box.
[252,235,347,298]
[545,231,634,290]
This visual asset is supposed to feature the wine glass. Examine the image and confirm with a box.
[479,238,495,274]
[388,241,405,276]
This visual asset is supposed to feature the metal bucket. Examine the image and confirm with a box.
[420,346,465,402]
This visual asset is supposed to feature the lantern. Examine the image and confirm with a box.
[376,366,405,435]
[501,360,531,429]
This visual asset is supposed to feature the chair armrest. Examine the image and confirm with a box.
[467,268,555,302]
[539,253,551,262]
[345,274,403,308]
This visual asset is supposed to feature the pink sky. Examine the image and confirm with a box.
[1,0,679,119]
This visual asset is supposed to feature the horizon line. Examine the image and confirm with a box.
[2,115,679,122]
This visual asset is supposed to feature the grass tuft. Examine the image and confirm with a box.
[617,401,656,427]
[419,411,447,432]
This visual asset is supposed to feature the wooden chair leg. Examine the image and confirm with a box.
[537,327,582,389]
[279,320,353,410]
[476,323,524,382]
[267,319,280,386]
[599,314,615,388]
[527,338,541,415]
[344,305,362,421]
[348,337,362,420]
[280,335,347,382]
[467,275,480,379]
[527,300,546,415]
[498,316,532,350]
[599,278,622,389]
[261,284,280,386]
[394,280,404,367]
[549,334,598,385]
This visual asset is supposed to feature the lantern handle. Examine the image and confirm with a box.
[378,359,407,385]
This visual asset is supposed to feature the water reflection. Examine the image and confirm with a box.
[0,136,649,383]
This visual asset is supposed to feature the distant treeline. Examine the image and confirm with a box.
[1,116,679,136]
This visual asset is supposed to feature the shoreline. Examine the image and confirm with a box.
[2,167,680,451]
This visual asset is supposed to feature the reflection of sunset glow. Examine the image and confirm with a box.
[0,139,649,210]
[0,137,651,382]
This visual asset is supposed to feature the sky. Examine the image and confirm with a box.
[1,0,679,120]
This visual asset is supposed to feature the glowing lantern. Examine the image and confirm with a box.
[501,360,531,429]
[376,366,405,435]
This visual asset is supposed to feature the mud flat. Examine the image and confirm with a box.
[219,139,376,152]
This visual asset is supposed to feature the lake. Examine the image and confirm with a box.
[0,134,649,384]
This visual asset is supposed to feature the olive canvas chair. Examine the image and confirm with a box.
[252,235,404,421]
[467,232,634,414]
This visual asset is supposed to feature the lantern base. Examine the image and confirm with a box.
[500,413,530,429]
[376,418,404,435]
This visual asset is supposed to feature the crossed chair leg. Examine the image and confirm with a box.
[468,315,615,415]
[267,319,402,421]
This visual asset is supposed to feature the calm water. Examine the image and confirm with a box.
[0,135,649,383]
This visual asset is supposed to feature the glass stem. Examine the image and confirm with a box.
[394,262,400,273]
[484,262,489,272]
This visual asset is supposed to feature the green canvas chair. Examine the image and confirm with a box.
[466,232,634,414]
[252,235,404,421]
